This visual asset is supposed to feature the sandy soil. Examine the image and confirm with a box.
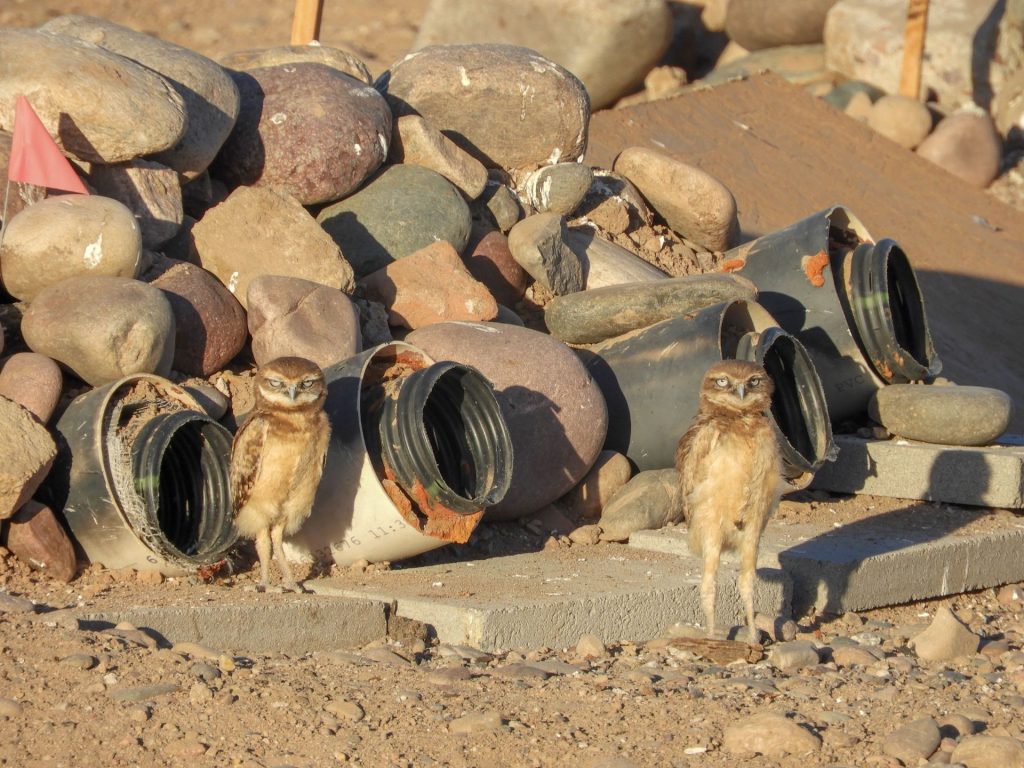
[3,3,1024,767]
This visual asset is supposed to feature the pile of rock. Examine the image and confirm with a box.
[0,13,750,577]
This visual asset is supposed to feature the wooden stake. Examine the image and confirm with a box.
[899,0,930,99]
[290,0,324,45]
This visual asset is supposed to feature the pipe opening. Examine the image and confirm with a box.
[757,331,834,479]
[886,246,932,369]
[129,411,235,563]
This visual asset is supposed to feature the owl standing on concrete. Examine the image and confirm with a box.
[230,357,331,592]
[675,360,780,643]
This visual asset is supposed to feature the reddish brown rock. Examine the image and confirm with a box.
[0,353,63,424]
[561,450,633,520]
[406,321,608,520]
[212,63,391,205]
[147,258,248,376]
[359,242,498,330]
[461,225,531,308]
[4,501,77,582]
[916,109,1002,188]
[247,275,361,369]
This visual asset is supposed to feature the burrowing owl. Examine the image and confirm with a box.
[675,360,780,643]
[230,357,331,592]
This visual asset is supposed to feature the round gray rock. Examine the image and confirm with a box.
[318,164,471,277]
[545,273,757,345]
[723,711,822,757]
[883,717,941,765]
[147,258,247,376]
[247,275,361,370]
[22,275,175,386]
[406,321,608,520]
[726,0,839,51]
[213,63,391,205]
[916,108,1003,188]
[41,14,240,179]
[190,185,355,308]
[869,384,1012,446]
[0,29,185,163]
[378,44,589,172]
[613,147,738,253]
[597,469,680,542]
[0,194,141,302]
[951,735,1024,768]
[524,162,594,216]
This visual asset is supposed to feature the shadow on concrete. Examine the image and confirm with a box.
[778,450,995,617]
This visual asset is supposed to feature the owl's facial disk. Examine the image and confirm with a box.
[703,362,774,412]
[262,375,322,404]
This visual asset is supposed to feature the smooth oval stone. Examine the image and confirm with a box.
[916,108,1003,188]
[406,321,608,520]
[390,115,488,199]
[87,159,183,250]
[723,712,822,757]
[318,164,471,277]
[358,241,498,330]
[524,162,594,216]
[869,384,1012,446]
[0,396,57,520]
[190,185,355,308]
[0,29,185,163]
[951,735,1024,768]
[883,718,941,765]
[221,44,372,84]
[41,14,240,179]
[147,258,247,376]
[213,63,391,205]
[22,275,175,385]
[545,273,756,345]
[478,176,525,233]
[0,353,63,424]
[6,500,77,582]
[597,468,679,542]
[378,44,589,171]
[565,228,667,289]
[507,212,583,295]
[697,43,830,90]
[0,195,141,302]
[726,0,838,51]
[613,147,738,252]
[867,94,933,149]
[462,225,530,308]
[562,449,633,520]
[415,0,671,110]
[247,275,361,370]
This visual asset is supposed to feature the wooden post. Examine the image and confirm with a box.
[291,0,324,45]
[899,0,930,99]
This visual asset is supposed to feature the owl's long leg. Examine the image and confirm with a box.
[255,527,272,592]
[738,531,760,644]
[700,538,722,639]
[270,521,302,592]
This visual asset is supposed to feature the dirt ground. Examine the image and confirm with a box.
[3,2,1024,767]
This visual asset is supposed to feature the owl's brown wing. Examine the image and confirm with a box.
[677,420,720,504]
[229,412,270,512]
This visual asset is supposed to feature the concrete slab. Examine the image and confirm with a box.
[80,597,389,655]
[311,547,789,653]
[630,508,1024,616]
[810,435,1024,509]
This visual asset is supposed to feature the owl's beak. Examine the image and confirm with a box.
[735,383,746,400]
[287,384,298,400]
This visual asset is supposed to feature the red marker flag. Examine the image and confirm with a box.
[7,95,88,194]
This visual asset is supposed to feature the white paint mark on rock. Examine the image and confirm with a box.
[377,132,388,156]
[353,143,362,156]
[459,66,471,87]
[83,233,104,268]
[227,271,240,294]
[270,112,288,125]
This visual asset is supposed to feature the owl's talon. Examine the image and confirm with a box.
[281,581,307,594]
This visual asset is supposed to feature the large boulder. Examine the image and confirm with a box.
[0,398,56,521]
[377,44,590,172]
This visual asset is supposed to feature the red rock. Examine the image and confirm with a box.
[0,353,62,424]
[148,258,248,376]
[359,241,498,330]
[461,225,530,307]
[5,501,78,582]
